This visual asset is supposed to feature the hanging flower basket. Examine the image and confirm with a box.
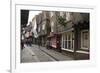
[57,16,71,27]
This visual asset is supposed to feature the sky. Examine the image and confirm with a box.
[27,10,42,26]
[27,10,42,38]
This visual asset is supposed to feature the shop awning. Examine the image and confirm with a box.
[47,32,61,38]
[58,28,74,34]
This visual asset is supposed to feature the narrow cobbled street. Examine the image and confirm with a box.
[21,44,74,63]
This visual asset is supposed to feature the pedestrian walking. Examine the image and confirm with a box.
[25,31,29,46]
[46,40,50,49]
[21,34,24,50]
[38,40,41,49]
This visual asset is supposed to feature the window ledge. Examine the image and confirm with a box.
[76,50,89,54]
[61,48,74,52]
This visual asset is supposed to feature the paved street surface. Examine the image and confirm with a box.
[21,44,74,63]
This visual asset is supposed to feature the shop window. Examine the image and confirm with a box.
[66,12,71,21]
[62,32,74,50]
[50,12,54,17]
[81,30,89,50]
[42,23,45,30]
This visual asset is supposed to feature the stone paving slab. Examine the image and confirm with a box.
[32,45,74,61]
[21,45,39,63]
[30,45,56,62]
[21,44,74,63]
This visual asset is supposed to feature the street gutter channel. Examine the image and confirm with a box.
[38,47,59,61]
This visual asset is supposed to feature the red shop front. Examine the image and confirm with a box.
[48,32,61,50]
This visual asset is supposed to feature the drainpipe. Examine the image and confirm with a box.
[74,24,78,60]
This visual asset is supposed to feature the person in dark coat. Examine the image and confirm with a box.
[46,40,50,49]
[21,34,24,50]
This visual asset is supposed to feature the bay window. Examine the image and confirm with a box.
[61,32,74,51]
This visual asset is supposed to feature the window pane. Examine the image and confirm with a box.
[65,40,67,49]
[63,41,64,48]
[82,31,89,49]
